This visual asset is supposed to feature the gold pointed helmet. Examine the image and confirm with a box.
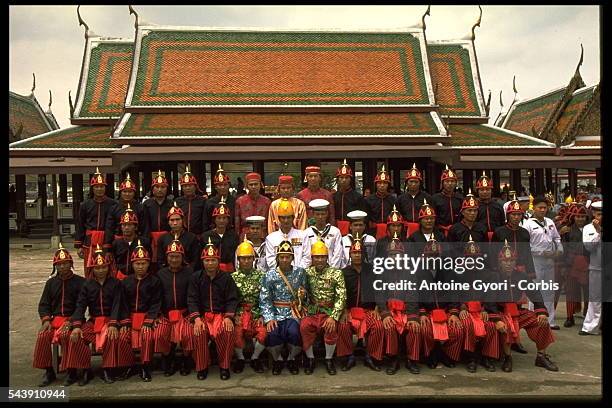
[311,239,329,256]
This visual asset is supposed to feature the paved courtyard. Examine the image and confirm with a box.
[9,247,602,401]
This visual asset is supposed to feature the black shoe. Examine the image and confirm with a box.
[272,360,284,375]
[511,343,528,354]
[578,330,593,336]
[501,355,513,372]
[100,368,114,384]
[38,368,56,387]
[63,369,78,386]
[250,358,265,373]
[466,359,477,373]
[196,369,208,380]
[233,359,245,373]
[141,365,152,382]
[287,360,299,375]
[550,325,561,330]
[117,365,137,381]
[385,357,400,375]
[179,357,192,376]
[481,357,496,372]
[564,318,575,328]
[341,355,356,371]
[163,354,176,377]
[219,368,231,380]
[304,358,315,375]
[426,353,439,369]
[439,353,456,368]
[325,358,337,375]
[78,369,93,386]
[406,360,420,374]
[364,356,381,372]
[535,353,559,372]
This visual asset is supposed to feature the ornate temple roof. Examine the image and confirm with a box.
[71,38,133,123]
[9,90,59,142]
[125,27,436,110]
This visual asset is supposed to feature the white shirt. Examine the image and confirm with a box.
[582,222,601,271]
[524,216,563,256]
[340,233,377,268]
[264,228,305,270]
[301,224,344,269]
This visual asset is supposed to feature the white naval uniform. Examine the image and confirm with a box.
[264,228,305,270]
[524,216,563,325]
[339,233,377,268]
[300,224,344,269]
[581,222,602,334]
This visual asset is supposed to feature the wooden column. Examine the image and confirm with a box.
[527,170,535,195]
[392,159,402,194]
[362,159,377,195]
[535,168,545,196]
[72,174,83,220]
[38,174,47,214]
[568,168,578,198]
[52,174,59,236]
[545,168,553,193]
[105,173,115,199]
[426,161,442,195]
[463,169,474,194]
[15,174,26,233]
[491,169,500,197]
[142,165,153,197]
[510,169,522,193]
[190,161,205,194]
[59,174,68,202]
[169,164,179,198]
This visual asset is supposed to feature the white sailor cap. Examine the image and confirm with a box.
[590,201,602,210]
[517,196,530,202]
[347,210,368,221]
[309,199,330,210]
[246,215,266,224]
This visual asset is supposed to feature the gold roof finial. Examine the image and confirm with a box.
[471,5,482,42]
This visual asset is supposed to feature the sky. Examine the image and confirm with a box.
[9,5,600,129]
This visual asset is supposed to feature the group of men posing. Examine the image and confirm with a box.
[32,161,603,387]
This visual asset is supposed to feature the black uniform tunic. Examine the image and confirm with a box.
[491,224,536,279]
[111,236,152,277]
[38,274,86,321]
[75,197,117,249]
[121,273,162,327]
[176,195,207,236]
[477,200,506,233]
[365,192,397,225]
[157,230,201,270]
[187,270,239,321]
[397,190,432,223]
[142,197,174,235]
[430,192,463,227]
[200,229,240,266]
[70,277,123,327]
[104,199,146,246]
[157,265,194,315]
[334,188,369,221]
[203,194,236,231]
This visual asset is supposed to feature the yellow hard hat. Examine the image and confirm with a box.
[277,198,295,217]
[236,236,255,258]
[311,239,328,256]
